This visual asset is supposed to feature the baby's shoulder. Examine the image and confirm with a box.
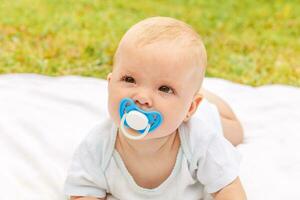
[78,118,117,170]
[179,99,223,159]
[84,118,116,147]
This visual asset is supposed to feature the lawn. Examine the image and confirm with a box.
[0,0,299,86]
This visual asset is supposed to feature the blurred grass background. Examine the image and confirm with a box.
[0,0,299,86]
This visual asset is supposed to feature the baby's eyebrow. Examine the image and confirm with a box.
[121,68,138,76]
[121,69,182,89]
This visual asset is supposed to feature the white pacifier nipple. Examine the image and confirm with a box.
[120,110,151,140]
[126,110,149,130]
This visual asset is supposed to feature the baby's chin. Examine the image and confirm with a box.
[118,126,178,141]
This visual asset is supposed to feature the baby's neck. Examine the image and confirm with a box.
[115,129,179,158]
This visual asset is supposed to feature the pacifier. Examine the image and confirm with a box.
[119,97,163,140]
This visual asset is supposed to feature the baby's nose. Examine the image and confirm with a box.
[133,95,152,110]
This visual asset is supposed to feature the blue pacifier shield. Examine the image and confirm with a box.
[119,98,163,134]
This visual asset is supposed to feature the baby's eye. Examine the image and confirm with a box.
[121,75,135,83]
[159,85,174,94]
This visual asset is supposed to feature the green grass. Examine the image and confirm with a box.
[0,0,299,86]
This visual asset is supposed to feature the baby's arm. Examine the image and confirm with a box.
[199,88,244,146]
[211,177,247,200]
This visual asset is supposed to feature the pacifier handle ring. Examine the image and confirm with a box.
[120,113,151,140]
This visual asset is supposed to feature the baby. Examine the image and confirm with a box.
[64,17,246,200]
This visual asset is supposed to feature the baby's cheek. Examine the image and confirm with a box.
[108,100,121,126]
[159,112,182,132]
[169,108,187,126]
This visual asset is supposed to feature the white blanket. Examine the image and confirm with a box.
[0,74,299,200]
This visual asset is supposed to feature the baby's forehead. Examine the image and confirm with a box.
[118,41,199,72]
[117,45,202,89]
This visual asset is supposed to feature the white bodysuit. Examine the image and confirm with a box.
[64,100,241,200]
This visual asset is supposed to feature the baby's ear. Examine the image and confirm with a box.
[183,93,203,122]
[107,73,112,81]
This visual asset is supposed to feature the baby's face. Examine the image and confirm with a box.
[107,41,203,140]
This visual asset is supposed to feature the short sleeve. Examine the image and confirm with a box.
[64,140,107,198]
[196,134,241,193]
[197,98,223,136]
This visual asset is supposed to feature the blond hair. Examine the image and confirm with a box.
[113,16,207,70]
